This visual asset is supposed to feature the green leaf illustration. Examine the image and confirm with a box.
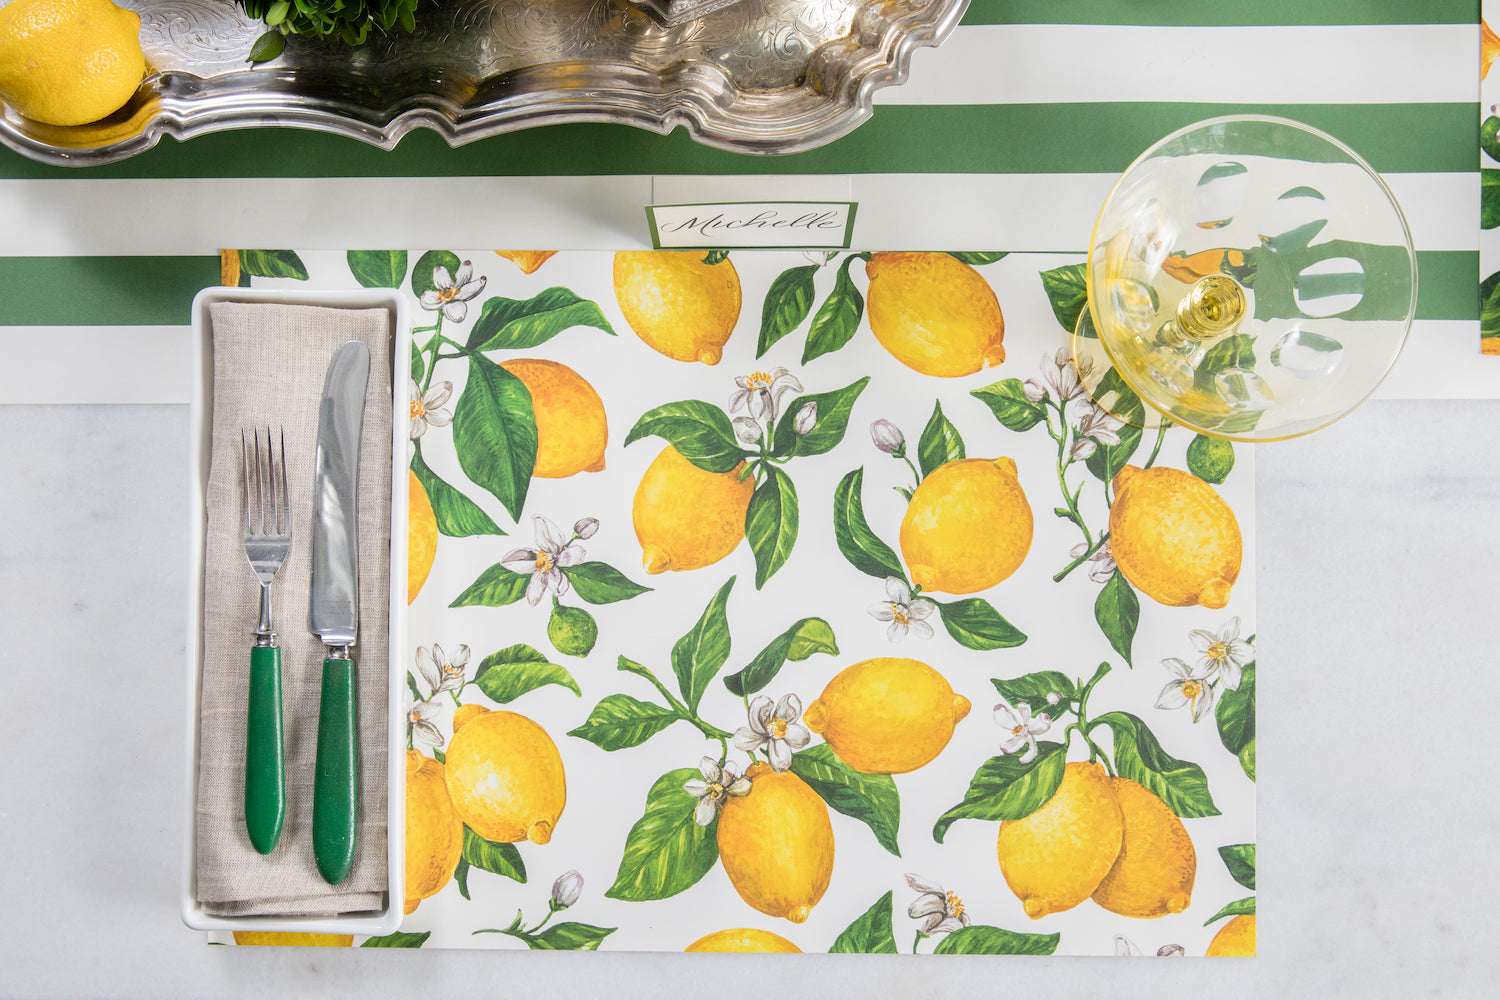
[452,357,537,522]
[1481,270,1500,343]
[1094,570,1139,666]
[788,744,901,857]
[547,601,598,657]
[917,400,966,478]
[625,400,745,474]
[467,287,616,352]
[411,447,505,538]
[1039,262,1088,332]
[771,376,871,458]
[1483,116,1500,164]
[1083,369,1145,484]
[411,250,462,298]
[238,249,308,280]
[521,923,616,951]
[971,378,1046,432]
[745,467,799,589]
[1239,739,1256,781]
[933,925,1059,956]
[606,768,719,902]
[990,671,1078,718]
[1486,169,1500,230]
[1219,843,1256,890]
[932,742,1066,843]
[1187,434,1235,484]
[1215,663,1256,755]
[946,251,1009,266]
[361,931,430,948]
[568,693,681,751]
[1194,333,1258,395]
[1204,896,1256,926]
[347,249,408,289]
[462,826,526,883]
[702,250,730,265]
[936,598,1027,651]
[449,563,530,608]
[454,858,471,898]
[1092,712,1220,818]
[670,577,735,713]
[803,254,865,364]
[561,561,652,604]
[758,265,819,356]
[473,644,581,702]
[828,891,898,954]
[245,31,285,64]
[833,468,905,581]
[724,617,838,698]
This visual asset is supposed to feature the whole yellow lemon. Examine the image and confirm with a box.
[443,708,566,845]
[0,0,145,127]
[403,750,464,915]
[633,445,754,574]
[997,761,1123,919]
[900,457,1033,595]
[717,762,834,923]
[231,932,353,947]
[493,250,557,274]
[684,928,802,953]
[865,252,1006,377]
[1090,777,1196,918]
[1108,464,1241,609]
[613,251,740,365]
[804,658,971,774]
[498,358,608,478]
[407,469,437,605]
[1205,914,1256,957]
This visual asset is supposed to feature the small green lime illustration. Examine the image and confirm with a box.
[1186,434,1234,485]
[548,599,598,657]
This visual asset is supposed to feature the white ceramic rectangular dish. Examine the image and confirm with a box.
[180,286,410,936]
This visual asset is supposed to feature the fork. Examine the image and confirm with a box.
[242,427,291,855]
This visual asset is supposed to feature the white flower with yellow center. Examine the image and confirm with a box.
[1155,657,1216,721]
[867,577,936,642]
[683,757,751,826]
[405,696,443,747]
[419,261,486,322]
[407,379,453,440]
[1190,616,1253,690]
[415,642,470,695]
[905,874,971,936]
[730,367,802,424]
[500,515,585,605]
[733,693,812,772]
[994,698,1051,763]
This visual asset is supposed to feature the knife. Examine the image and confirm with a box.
[308,339,370,885]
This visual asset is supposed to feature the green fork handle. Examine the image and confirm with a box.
[244,645,285,855]
[313,656,358,885]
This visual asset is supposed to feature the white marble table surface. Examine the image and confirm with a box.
[2,397,1496,997]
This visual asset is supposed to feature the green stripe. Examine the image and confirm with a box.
[1417,250,1479,320]
[961,0,1477,26]
[0,102,1472,179]
[0,256,219,325]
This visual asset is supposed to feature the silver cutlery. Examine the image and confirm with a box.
[241,427,289,856]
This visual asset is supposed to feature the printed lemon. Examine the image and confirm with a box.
[1090,777,1196,918]
[865,251,1006,377]
[804,658,971,774]
[1205,914,1256,957]
[231,932,353,947]
[452,702,487,734]
[613,250,740,364]
[0,0,145,127]
[408,469,437,604]
[684,928,802,953]
[997,761,1124,919]
[899,457,1033,594]
[1108,464,1242,609]
[494,250,557,274]
[443,708,566,845]
[633,445,754,574]
[717,762,834,923]
[498,358,607,478]
[403,750,464,915]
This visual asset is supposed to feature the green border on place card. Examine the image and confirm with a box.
[645,201,857,250]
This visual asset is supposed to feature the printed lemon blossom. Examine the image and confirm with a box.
[1115,936,1185,957]
[234,249,1253,956]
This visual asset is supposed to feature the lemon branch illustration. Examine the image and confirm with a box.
[1203,845,1256,955]
[625,372,870,588]
[473,871,616,952]
[833,405,1029,652]
[826,884,1060,956]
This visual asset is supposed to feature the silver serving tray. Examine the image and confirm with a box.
[0,0,968,166]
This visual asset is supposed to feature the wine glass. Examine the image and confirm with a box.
[1072,115,1417,441]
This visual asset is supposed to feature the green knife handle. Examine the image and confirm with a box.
[244,645,285,855]
[313,656,358,885]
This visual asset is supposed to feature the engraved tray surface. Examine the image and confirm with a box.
[0,0,968,165]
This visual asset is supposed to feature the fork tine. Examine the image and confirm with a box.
[254,427,266,536]
[265,425,277,536]
[277,427,290,538]
[241,428,252,535]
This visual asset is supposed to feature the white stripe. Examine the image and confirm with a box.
[886,23,1477,105]
[1379,321,1500,398]
[0,171,1474,255]
[0,325,192,404]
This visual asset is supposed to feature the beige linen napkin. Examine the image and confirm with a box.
[196,301,393,917]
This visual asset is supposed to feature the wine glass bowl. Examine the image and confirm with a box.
[1074,115,1418,441]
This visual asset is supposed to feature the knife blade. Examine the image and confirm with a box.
[308,339,370,885]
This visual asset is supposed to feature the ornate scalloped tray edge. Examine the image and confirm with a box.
[0,0,970,166]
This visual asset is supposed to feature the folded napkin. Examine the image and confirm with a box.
[196,301,393,917]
